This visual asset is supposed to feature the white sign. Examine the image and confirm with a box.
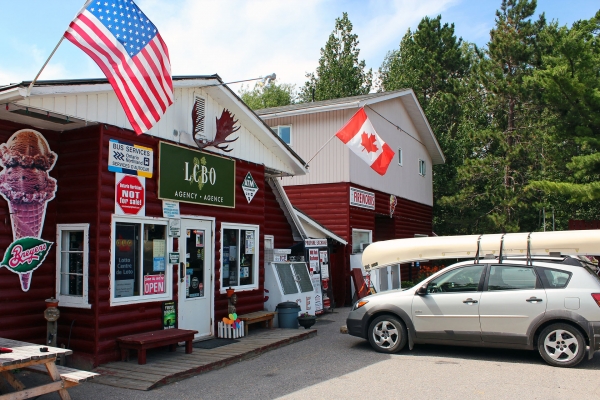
[242,172,259,203]
[108,139,153,177]
[162,200,180,218]
[305,238,327,248]
[168,219,181,237]
[350,187,375,210]
[312,274,323,313]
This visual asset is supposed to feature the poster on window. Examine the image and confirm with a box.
[245,231,255,254]
[319,251,328,264]
[195,231,204,247]
[321,262,329,279]
[186,268,202,298]
[309,248,319,273]
[223,247,230,278]
[144,274,165,295]
[115,224,136,297]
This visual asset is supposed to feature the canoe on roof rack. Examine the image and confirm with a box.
[362,230,600,271]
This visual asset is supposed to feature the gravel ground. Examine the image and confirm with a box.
[5,307,600,399]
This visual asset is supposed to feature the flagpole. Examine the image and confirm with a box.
[304,134,338,168]
[26,0,91,97]
[26,37,65,96]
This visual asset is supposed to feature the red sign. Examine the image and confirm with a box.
[144,275,165,295]
[116,174,145,215]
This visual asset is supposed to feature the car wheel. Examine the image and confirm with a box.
[538,323,586,367]
[367,315,407,354]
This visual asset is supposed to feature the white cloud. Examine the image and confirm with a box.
[142,0,456,94]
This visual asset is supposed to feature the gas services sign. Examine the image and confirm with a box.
[158,142,235,208]
[350,187,375,210]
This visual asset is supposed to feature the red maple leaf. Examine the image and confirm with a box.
[360,132,379,153]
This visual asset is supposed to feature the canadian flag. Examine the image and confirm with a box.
[335,108,395,176]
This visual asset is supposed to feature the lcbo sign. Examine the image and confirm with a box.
[116,173,146,216]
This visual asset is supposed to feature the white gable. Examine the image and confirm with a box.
[0,78,307,177]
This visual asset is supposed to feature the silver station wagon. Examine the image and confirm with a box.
[347,251,600,367]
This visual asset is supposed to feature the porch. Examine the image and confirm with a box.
[93,327,316,391]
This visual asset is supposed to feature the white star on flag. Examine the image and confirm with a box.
[335,108,395,176]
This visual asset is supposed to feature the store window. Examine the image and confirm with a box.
[56,224,90,308]
[272,125,292,145]
[112,217,170,304]
[221,223,259,291]
[419,159,426,176]
[352,229,372,254]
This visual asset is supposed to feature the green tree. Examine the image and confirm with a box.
[299,12,372,102]
[528,12,600,212]
[379,15,471,235]
[239,82,295,110]
[440,0,549,233]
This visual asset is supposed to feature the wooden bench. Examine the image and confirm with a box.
[26,363,98,384]
[116,328,198,365]
[238,311,275,336]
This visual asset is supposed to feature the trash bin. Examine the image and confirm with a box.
[276,301,300,329]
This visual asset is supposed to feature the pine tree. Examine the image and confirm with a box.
[299,12,372,102]
[528,12,600,210]
[379,15,470,235]
[440,0,548,233]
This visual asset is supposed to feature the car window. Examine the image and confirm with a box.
[427,265,484,293]
[538,268,572,289]
[488,265,538,291]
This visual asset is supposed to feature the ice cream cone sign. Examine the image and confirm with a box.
[0,130,57,291]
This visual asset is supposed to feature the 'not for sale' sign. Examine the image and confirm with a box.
[115,173,146,216]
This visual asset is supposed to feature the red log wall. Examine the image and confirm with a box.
[285,182,433,306]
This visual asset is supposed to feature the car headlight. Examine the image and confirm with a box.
[353,300,369,310]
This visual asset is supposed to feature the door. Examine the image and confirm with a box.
[178,219,213,337]
[479,264,547,344]
[412,264,485,342]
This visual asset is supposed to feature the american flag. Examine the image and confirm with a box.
[65,0,173,134]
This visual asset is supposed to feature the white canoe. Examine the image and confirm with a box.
[362,230,600,271]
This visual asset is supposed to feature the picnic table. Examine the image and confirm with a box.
[0,337,96,400]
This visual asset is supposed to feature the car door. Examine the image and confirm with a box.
[412,264,485,342]
[479,264,547,345]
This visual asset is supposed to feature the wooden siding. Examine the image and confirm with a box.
[264,98,434,206]
[284,182,432,306]
[0,120,60,343]
[18,87,297,176]
[0,116,298,369]
[93,126,293,367]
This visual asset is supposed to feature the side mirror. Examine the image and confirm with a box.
[416,285,427,296]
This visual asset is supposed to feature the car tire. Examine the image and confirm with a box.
[538,323,586,368]
[367,315,407,354]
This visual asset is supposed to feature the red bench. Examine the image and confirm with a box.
[117,328,198,365]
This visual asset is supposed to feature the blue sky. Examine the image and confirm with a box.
[0,0,598,92]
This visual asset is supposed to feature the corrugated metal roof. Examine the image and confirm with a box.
[0,75,221,91]
[255,89,410,116]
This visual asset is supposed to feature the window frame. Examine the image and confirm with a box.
[426,264,486,294]
[55,223,91,309]
[398,148,403,166]
[271,125,292,146]
[220,222,260,293]
[418,159,426,176]
[484,264,540,291]
[110,215,172,306]
[352,229,372,254]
